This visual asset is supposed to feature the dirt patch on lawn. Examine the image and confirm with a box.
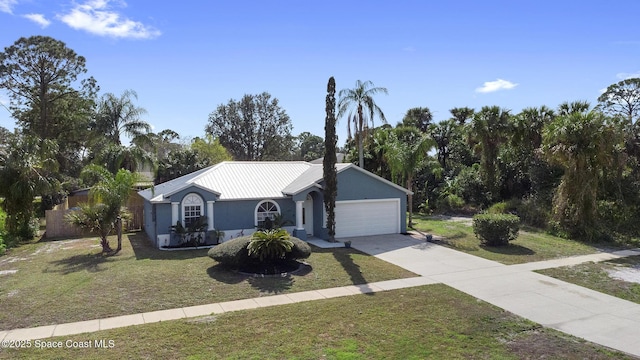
[507,329,628,359]
[31,239,100,256]
[607,265,640,284]
[0,238,101,267]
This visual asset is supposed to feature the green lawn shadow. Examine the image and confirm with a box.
[479,243,536,256]
[329,246,377,295]
[46,252,111,275]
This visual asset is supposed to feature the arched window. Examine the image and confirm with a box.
[182,193,204,228]
[255,200,280,227]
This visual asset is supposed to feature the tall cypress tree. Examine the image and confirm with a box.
[323,77,338,241]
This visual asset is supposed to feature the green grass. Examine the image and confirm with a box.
[410,214,614,265]
[0,232,415,330]
[0,285,630,360]
[538,256,640,304]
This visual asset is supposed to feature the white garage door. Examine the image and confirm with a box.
[334,199,400,238]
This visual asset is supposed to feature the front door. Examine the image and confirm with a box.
[303,194,313,236]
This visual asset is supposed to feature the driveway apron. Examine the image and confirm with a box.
[347,234,640,357]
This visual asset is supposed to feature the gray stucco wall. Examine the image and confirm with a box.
[155,202,173,234]
[213,198,296,231]
[168,186,218,204]
[141,166,409,246]
[143,201,156,242]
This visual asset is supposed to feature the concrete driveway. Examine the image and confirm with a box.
[346,233,640,357]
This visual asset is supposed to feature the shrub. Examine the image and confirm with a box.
[0,208,5,255]
[487,201,508,214]
[487,199,520,215]
[286,237,312,261]
[436,194,465,213]
[597,200,640,237]
[248,229,294,261]
[456,165,489,206]
[473,213,520,246]
[208,234,311,268]
[516,195,549,228]
[208,236,253,268]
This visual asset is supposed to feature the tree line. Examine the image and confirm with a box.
[0,36,319,245]
[1,34,639,248]
[346,79,640,242]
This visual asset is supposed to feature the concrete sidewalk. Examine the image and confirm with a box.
[347,234,640,357]
[0,276,437,342]
[2,234,640,357]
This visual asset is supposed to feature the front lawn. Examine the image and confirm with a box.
[0,285,630,360]
[537,256,640,304]
[410,214,611,265]
[0,232,415,330]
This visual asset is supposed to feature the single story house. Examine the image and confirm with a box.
[138,161,411,248]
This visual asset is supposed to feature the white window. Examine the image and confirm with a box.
[182,193,204,228]
[255,200,280,227]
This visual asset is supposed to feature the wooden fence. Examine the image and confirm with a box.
[45,205,144,239]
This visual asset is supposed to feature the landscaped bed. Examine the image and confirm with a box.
[537,255,640,305]
[410,214,626,265]
[0,285,631,359]
[0,232,416,330]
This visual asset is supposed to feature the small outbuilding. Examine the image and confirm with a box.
[138,161,411,248]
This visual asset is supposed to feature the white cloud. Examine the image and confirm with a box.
[0,0,18,14]
[58,0,161,39]
[402,46,416,53]
[23,13,51,28]
[616,71,640,80]
[475,79,518,93]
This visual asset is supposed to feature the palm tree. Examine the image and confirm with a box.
[338,80,388,168]
[469,106,512,200]
[90,90,155,174]
[93,143,156,175]
[94,90,151,145]
[67,165,139,252]
[541,111,623,240]
[512,106,555,150]
[450,107,475,125]
[401,107,432,132]
[384,126,434,226]
[429,119,459,172]
[557,100,590,117]
[0,135,58,240]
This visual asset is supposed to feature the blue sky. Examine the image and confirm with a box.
[1,0,639,146]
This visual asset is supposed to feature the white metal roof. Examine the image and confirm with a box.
[139,161,411,203]
[140,161,312,202]
[282,163,350,195]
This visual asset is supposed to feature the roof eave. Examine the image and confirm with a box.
[282,182,323,196]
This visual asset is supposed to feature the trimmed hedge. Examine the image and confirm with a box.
[208,235,311,268]
[473,213,520,246]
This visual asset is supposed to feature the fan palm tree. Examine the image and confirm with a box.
[337,80,388,168]
[401,107,433,132]
[541,111,623,240]
[469,106,512,200]
[557,100,590,117]
[429,119,459,172]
